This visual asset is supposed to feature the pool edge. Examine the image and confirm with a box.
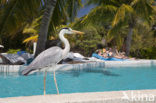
[1,60,156,73]
[0,89,156,103]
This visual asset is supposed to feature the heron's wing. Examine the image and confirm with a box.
[31,46,63,68]
[22,46,63,75]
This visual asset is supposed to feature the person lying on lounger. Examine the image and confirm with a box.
[95,47,135,59]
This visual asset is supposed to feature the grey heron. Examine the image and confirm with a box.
[21,28,84,95]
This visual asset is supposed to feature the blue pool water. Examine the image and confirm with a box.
[0,66,156,98]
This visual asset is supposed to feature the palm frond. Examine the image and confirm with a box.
[86,0,120,6]
[23,35,38,44]
[112,4,133,26]
[131,0,155,24]
[23,16,42,35]
[81,5,117,26]
[48,0,83,36]
[107,20,127,42]
[0,0,41,37]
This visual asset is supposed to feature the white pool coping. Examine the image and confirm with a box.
[0,60,156,73]
[0,89,156,103]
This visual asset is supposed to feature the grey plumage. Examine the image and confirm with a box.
[22,47,63,75]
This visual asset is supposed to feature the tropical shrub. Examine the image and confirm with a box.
[70,27,102,56]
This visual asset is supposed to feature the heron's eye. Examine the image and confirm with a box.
[68,28,72,31]
[61,27,68,30]
[61,27,72,31]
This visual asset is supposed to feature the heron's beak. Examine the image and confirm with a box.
[72,30,84,35]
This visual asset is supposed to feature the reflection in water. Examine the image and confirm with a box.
[0,72,19,77]
[86,69,120,76]
[69,68,120,77]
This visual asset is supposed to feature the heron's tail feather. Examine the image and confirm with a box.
[21,67,37,76]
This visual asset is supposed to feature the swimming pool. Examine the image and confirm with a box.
[0,66,156,98]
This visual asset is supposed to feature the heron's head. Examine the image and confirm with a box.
[61,27,84,35]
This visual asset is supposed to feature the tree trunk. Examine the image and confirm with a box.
[35,0,57,57]
[125,24,134,56]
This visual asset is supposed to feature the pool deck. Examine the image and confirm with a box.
[0,90,156,103]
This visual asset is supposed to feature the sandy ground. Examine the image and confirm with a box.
[0,90,156,103]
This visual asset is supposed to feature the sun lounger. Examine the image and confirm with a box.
[92,53,127,61]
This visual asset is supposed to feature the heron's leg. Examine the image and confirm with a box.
[53,70,59,94]
[44,71,47,95]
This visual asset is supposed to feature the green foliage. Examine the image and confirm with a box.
[0,0,82,37]
[0,0,156,59]
[0,0,41,36]
[131,0,155,24]
[131,23,155,52]
[71,26,102,56]
[131,47,156,59]
[48,0,83,36]
[0,0,83,51]
[111,4,133,26]
[81,5,117,26]
[79,0,156,57]
[7,49,21,53]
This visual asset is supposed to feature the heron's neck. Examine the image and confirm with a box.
[59,31,70,56]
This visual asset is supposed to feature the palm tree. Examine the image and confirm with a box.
[0,0,42,46]
[81,0,155,56]
[0,0,42,49]
[35,0,57,57]
[35,0,82,56]
[0,0,82,54]
[111,0,155,56]
[0,0,41,34]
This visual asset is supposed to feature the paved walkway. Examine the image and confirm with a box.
[0,90,156,103]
